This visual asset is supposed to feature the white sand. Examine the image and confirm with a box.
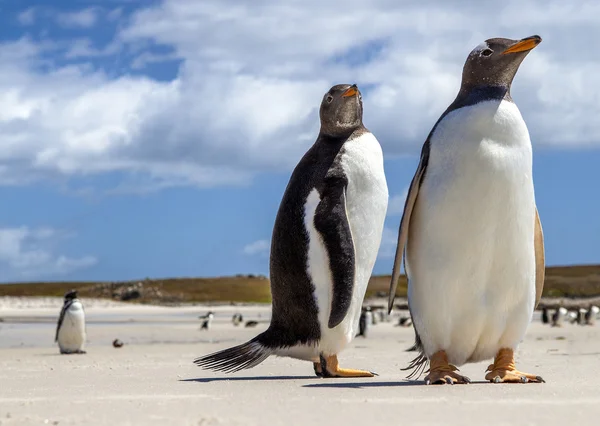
[0,298,599,426]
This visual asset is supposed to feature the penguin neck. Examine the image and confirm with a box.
[318,125,366,142]
[452,84,513,110]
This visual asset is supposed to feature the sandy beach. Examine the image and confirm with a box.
[1,297,599,426]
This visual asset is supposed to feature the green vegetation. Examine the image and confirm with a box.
[1,265,599,304]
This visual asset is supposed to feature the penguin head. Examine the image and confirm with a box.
[461,35,541,91]
[319,84,363,137]
[64,289,78,301]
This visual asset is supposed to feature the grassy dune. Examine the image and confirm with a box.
[1,264,599,304]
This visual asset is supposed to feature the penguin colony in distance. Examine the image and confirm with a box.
[546,306,600,327]
[388,36,546,384]
[194,84,389,377]
[55,290,87,355]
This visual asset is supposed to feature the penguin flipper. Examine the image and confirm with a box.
[313,176,355,329]
[534,207,545,309]
[54,301,71,342]
[388,140,431,314]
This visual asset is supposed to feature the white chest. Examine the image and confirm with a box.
[304,131,388,355]
[406,100,538,364]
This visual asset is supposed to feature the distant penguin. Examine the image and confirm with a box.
[551,307,568,327]
[577,309,587,325]
[567,310,578,324]
[370,308,378,325]
[194,84,388,378]
[585,306,599,325]
[388,35,545,384]
[55,290,86,354]
[244,320,259,328]
[357,309,369,338]
[199,312,214,330]
[232,313,244,326]
[541,307,549,324]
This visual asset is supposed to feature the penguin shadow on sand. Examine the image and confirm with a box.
[180,375,316,383]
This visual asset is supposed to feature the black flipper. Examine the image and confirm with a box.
[313,174,355,329]
[193,335,274,373]
[54,300,72,342]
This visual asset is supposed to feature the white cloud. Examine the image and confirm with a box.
[56,8,100,28]
[0,227,97,281]
[387,187,409,217]
[2,1,600,192]
[243,240,270,256]
[18,8,36,26]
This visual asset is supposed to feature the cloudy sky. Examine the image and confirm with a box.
[0,0,598,282]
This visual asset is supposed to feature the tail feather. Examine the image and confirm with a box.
[194,337,273,373]
[400,334,429,380]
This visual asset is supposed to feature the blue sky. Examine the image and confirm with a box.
[0,0,598,282]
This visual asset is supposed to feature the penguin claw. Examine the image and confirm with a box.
[423,351,470,385]
[485,348,545,384]
[318,354,376,378]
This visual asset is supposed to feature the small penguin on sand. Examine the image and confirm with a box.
[541,307,549,324]
[585,306,600,326]
[551,307,568,327]
[232,313,244,326]
[388,36,545,384]
[577,309,588,325]
[55,290,86,354]
[194,84,388,377]
[199,312,214,330]
[357,307,372,338]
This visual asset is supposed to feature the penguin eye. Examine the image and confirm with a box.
[326,95,333,103]
[481,48,493,57]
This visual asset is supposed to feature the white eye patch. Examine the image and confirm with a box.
[469,41,489,56]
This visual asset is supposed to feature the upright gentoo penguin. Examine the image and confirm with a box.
[199,311,214,330]
[388,35,545,384]
[194,84,388,377]
[541,307,549,324]
[232,313,244,326]
[55,290,86,354]
[357,308,370,338]
[552,307,568,327]
[585,306,600,325]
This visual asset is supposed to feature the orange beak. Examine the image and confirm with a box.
[502,35,542,55]
[342,86,358,97]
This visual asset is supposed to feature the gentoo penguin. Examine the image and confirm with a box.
[551,307,568,327]
[567,309,578,325]
[199,312,214,330]
[232,313,244,326]
[55,290,86,354]
[194,84,388,377]
[541,307,549,324]
[357,308,370,338]
[388,35,545,384]
[577,308,587,325]
[585,306,600,325]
